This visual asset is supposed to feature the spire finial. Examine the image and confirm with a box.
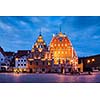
[60,25,61,32]
[39,28,42,36]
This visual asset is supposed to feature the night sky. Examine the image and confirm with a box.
[0,16,100,57]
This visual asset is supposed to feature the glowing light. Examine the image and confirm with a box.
[38,48,42,52]
[92,59,95,62]
[48,62,50,65]
[38,57,41,59]
[19,69,22,72]
[34,57,37,59]
[24,69,26,71]
[28,58,33,61]
[49,32,78,65]
[32,49,34,52]
[87,60,90,63]
[16,58,19,61]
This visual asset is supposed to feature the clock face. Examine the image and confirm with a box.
[59,37,63,42]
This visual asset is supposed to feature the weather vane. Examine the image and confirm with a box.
[59,25,62,32]
[39,28,42,36]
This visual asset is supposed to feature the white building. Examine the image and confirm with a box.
[15,50,31,69]
[4,52,15,67]
[0,47,5,66]
[15,56,27,68]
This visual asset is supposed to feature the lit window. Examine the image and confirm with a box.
[16,58,18,61]
[44,43,46,45]
[38,48,42,52]
[58,44,60,46]
[92,59,95,62]
[58,51,60,54]
[62,44,63,46]
[55,44,56,46]
[51,44,53,47]
[48,62,50,65]
[87,60,90,63]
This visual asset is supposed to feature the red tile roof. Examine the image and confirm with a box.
[4,52,15,56]
[15,50,31,58]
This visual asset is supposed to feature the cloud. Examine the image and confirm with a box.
[0,16,100,56]
[93,35,100,39]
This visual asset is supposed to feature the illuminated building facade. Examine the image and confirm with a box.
[27,34,53,73]
[49,32,78,72]
[15,50,31,70]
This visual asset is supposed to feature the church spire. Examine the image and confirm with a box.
[60,25,61,32]
[39,28,42,36]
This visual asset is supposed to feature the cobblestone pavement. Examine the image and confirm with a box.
[0,72,100,83]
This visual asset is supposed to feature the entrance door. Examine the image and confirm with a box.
[42,68,45,73]
[29,68,33,73]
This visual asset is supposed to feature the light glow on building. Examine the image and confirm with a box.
[49,32,78,68]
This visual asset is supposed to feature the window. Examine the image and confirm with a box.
[36,62,38,65]
[58,51,60,54]
[1,58,3,61]
[24,60,26,62]
[42,61,45,65]
[21,64,23,66]
[24,64,26,66]
[59,37,63,41]
[18,64,20,66]
[62,51,64,54]
[21,60,23,62]
[48,62,50,65]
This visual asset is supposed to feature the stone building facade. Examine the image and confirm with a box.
[49,32,78,73]
[27,34,53,73]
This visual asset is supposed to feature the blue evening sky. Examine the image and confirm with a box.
[0,16,100,57]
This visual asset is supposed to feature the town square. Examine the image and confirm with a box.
[0,16,100,83]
